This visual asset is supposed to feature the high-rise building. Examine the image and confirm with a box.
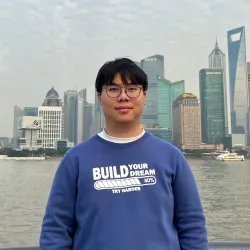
[38,106,62,148]
[248,62,250,107]
[76,89,94,143]
[38,87,63,148]
[13,105,23,148]
[90,108,105,136]
[172,93,201,150]
[227,26,249,143]
[209,38,230,135]
[134,61,141,68]
[94,92,101,116]
[64,90,78,144]
[141,55,164,126]
[82,102,94,141]
[157,77,185,130]
[199,69,225,144]
[247,62,250,145]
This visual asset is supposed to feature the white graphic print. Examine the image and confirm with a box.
[93,163,156,194]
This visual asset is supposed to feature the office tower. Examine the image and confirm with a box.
[227,26,249,144]
[209,38,230,135]
[172,93,201,149]
[141,55,164,126]
[199,69,225,144]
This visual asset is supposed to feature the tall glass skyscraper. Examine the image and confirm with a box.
[199,69,225,144]
[247,62,250,145]
[157,77,185,130]
[227,26,249,144]
[141,55,164,126]
[13,105,23,148]
[209,38,230,135]
[64,90,78,143]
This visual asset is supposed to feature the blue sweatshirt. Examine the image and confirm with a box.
[40,132,208,250]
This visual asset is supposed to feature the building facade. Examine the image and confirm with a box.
[13,105,23,149]
[23,107,38,116]
[227,26,249,143]
[38,106,62,148]
[199,69,225,144]
[76,89,94,143]
[90,109,106,137]
[18,116,43,150]
[64,90,78,143]
[38,87,63,148]
[209,38,230,135]
[172,93,201,150]
[141,55,164,126]
[247,62,250,145]
[144,128,172,143]
[157,77,185,130]
[54,139,74,150]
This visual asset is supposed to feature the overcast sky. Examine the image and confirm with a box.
[0,0,250,136]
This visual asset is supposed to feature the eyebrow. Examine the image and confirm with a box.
[110,82,136,86]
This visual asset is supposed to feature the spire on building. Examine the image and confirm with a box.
[209,37,225,69]
[215,37,219,49]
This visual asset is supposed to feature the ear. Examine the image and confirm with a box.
[97,92,102,105]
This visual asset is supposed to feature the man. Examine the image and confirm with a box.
[40,58,208,249]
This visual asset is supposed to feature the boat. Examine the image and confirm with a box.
[202,150,230,159]
[0,155,45,161]
[215,152,244,161]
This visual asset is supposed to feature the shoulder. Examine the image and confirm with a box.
[145,132,183,156]
[66,135,102,158]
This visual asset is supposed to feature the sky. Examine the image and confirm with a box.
[0,0,250,136]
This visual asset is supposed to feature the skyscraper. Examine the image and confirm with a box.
[157,77,185,130]
[209,38,229,135]
[141,55,164,126]
[247,62,250,145]
[13,105,23,148]
[38,87,63,148]
[227,26,249,143]
[199,69,225,144]
[64,90,78,143]
[172,93,201,150]
[76,89,94,143]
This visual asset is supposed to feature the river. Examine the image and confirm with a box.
[0,159,249,247]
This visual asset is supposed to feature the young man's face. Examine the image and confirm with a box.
[98,73,146,125]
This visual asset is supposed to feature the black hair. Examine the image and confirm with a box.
[95,58,148,93]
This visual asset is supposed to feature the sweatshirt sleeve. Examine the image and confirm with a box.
[40,153,77,250]
[172,150,209,250]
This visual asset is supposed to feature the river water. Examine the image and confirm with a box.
[0,159,249,247]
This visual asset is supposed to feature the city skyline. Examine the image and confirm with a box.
[1,0,250,136]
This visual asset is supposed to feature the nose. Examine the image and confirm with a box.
[117,88,130,101]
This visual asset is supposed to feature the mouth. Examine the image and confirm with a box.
[115,106,133,110]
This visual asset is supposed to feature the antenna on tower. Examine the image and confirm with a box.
[215,37,219,48]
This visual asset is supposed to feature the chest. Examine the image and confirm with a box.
[75,153,175,206]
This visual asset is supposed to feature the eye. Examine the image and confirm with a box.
[127,87,138,92]
[108,87,119,92]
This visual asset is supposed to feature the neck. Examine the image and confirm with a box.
[104,122,143,138]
